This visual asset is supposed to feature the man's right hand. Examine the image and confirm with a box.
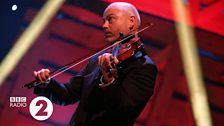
[33,69,51,83]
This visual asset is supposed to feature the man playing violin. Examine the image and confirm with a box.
[33,2,157,126]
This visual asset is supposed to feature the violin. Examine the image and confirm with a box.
[22,23,152,89]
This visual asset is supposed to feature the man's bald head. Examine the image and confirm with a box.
[102,2,141,42]
[104,2,141,27]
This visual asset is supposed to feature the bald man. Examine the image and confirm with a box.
[33,2,157,126]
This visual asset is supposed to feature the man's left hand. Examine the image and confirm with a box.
[98,53,119,83]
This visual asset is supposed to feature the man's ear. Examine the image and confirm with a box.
[129,16,135,31]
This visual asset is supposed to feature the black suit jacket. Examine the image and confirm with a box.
[34,47,157,126]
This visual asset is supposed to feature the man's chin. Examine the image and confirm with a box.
[105,37,116,43]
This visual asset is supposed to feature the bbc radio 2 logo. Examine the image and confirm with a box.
[10,97,27,107]
[10,96,53,121]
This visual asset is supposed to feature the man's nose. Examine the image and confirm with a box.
[102,21,109,30]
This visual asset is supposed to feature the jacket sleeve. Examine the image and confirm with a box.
[33,60,93,106]
[85,63,157,114]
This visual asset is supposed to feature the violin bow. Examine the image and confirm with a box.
[22,23,153,89]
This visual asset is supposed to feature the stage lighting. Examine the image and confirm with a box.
[12,5,18,11]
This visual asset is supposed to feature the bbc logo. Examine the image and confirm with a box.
[10,97,26,102]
